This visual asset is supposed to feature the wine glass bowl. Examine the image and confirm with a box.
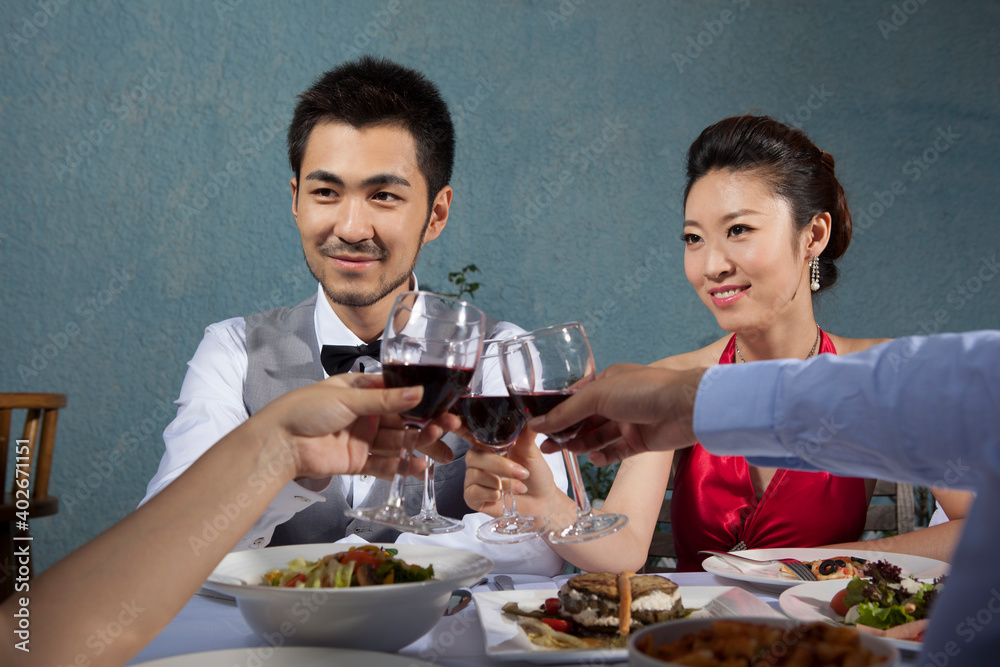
[500,322,628,544]
[345,291,485,535]
[456,340,549,544]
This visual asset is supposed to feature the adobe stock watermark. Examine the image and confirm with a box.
[52,64,169,182]
[17,267,134,382]
[50,600,145,666]
[322,0,416,59]
[780,85,834,130]
[510,115,629,233]
[5,0,71,55]
[854,125,961,237]
[166,97,288,225]
[672,0,751,74]
[877,0,930,40]
[451,72,504,141]
[544,0,586,29]
[583,243,675,333]
[188,446,297,555]
[59,395,177,518]
[911,251,998,339]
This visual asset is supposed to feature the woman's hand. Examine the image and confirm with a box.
[463,427,560,517]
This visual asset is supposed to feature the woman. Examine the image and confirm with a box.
[465,115,971,572]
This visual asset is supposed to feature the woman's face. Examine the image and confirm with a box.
[683,169,811,334]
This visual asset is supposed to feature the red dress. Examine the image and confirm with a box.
[670,330,869,572]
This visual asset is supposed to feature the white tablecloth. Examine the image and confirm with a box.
[126,572,922,666]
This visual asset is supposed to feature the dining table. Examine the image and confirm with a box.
[127,571,925,666]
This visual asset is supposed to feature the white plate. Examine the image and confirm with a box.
[132,647,435,666]
[701,548,948,590]
[779,579,923,653]
[474,582,783,664]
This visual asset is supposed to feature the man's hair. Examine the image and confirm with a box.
[287,56,455,205]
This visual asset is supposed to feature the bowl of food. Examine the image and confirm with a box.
[628,617,899,666]
[204,542,493,651]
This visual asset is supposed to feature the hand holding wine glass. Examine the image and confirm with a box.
[344,291,485,535]
[501,322,628,543]
[455,340,549,543]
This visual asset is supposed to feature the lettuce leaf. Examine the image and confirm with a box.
[855,602,915,629]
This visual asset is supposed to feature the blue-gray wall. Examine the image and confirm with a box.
[2,0,998,571]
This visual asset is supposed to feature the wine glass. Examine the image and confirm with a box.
[500,322,628,544]
[345,291,485,535]
[455,339,549,544]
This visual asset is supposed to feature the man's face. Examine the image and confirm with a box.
[292,122,450,310]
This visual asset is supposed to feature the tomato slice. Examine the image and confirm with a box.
[831,588,851,616]
[544,598,561,615]
[341,551,381,567]
[283,573,307,587]
[541,618,573,633]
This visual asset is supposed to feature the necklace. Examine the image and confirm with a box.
[735,324,821,363]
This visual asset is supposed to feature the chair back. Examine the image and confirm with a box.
[1,393,65,600]
[0,393,65,509]
[865,480,915,534]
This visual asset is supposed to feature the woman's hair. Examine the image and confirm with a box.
[684,115,852,292]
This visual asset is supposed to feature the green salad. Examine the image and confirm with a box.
[840,560,944,630]
[261,546,435,588]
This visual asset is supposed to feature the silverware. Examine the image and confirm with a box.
[443,577,489,616]
[698,550,818,581]
[491,575,515,591]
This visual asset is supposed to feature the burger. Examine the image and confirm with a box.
[558,572,683,635]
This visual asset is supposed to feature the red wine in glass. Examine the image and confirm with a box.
[455,395,526,449]
[510,391,585,441]
[382,363,474,426]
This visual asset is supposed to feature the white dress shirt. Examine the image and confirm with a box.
[142,282,568,575]
[693,331,1000,665]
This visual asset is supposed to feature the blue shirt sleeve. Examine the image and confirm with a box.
[693,331,1000,491]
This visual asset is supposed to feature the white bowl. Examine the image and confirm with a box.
[205,543,493,651]
[628,617,899,666]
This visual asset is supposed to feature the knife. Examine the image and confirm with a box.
[491,575,515,591]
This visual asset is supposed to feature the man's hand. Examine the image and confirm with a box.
[532,364,706,465]
[257,374,457,480]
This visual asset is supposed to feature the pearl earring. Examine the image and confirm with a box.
[810,255,820,292]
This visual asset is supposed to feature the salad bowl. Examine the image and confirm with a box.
[204,542,492,651]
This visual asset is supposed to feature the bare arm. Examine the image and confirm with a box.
[0,377,450,667]
[464,425,673,573]
[825,488,974,562]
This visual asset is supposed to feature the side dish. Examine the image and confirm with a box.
[261,545,435,588]
[830,560,943,642]
[636,620,887,666]
[502,572,689,649]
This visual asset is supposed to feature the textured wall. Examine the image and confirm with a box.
[1,0,998,571]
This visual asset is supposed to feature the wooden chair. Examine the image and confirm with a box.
[0,393,65,600]
[644,477,916,573]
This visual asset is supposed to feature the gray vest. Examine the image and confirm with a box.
[244,294,494,545]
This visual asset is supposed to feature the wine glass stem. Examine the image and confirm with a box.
[499,449,519,519]
[384,425,418,510]
[562,449,593,517]
[420,460,438,515]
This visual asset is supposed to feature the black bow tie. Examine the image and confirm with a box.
[320,341,382,376]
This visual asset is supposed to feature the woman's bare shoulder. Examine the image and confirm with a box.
[826,333,893,355]
[650,334,730,370]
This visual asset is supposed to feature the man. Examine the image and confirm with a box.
[530,331,1000,665]
[143,57,566,573]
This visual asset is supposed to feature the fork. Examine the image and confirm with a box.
[698,550,818,581]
